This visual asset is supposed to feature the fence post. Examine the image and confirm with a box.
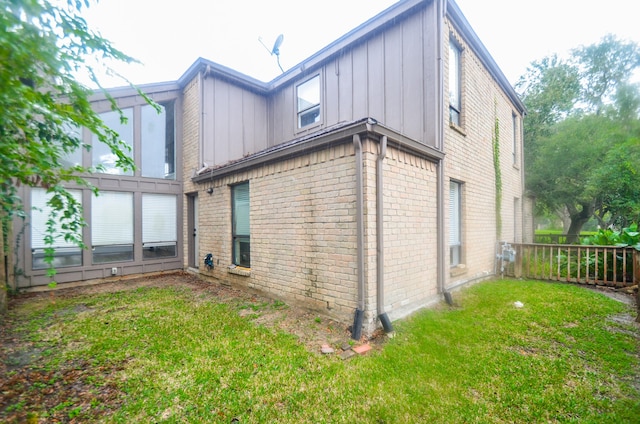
[635,249,639,323]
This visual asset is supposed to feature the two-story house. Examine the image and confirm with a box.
[11,0,527,336]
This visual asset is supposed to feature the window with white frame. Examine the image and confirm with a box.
[512,112,518,164]
[449,40,462,126]
[296,75,320,128]
[232,182,250,267]
[91,191,134,263]
[141,102,176,179]
[142,193,177,259]
[449,181,462,266]
[31,188,83,269]
[92,108,134,176]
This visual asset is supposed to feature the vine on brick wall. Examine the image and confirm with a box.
[493,99,502,239]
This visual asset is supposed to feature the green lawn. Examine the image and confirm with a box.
[2,279,639,423]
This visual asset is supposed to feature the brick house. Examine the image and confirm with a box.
[11,0,527,336]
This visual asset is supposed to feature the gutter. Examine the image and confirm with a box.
[445,0,525,114]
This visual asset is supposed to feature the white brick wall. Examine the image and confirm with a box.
[444,21,525,288]
[186,133,442,332]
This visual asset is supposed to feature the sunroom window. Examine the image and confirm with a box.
[31,188,83,269]
[141,102,176,179]
[142,193,177,259]
[92,108,134,176]
[91,191,134,263]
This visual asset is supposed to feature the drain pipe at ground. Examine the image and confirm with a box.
[436,0,451,304]
[376,135,394,333]
[352,134,365,340]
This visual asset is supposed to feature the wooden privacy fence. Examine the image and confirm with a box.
[507,243,639,288]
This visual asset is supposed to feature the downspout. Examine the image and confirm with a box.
[198,70,204,167]
[436,0,449,301]
[376,135,394,333]
[351,134,365,340]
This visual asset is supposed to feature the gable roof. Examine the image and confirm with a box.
[176,0,525,114]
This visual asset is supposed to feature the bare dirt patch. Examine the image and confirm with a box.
[1,272,375,423]
[9,271,364,351]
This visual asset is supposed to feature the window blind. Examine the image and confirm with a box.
[142,193,177,244]
[449,182,460,246]
[91,191,133,246]
[233,183,250,236]
[31,188,83,249]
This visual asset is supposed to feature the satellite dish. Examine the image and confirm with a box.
[258,34,285,74]
[272,34,284,56]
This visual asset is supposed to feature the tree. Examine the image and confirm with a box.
[520,35,640,240]
[590,135,640,228]
[516,54,581,142]
[528,115,610,242]
[572,34,640,115]
[0,0,141,311]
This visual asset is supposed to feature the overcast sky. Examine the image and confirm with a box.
[81,0,640,88]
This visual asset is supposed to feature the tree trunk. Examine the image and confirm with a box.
[557,206,572,233]
[0,220,7,315]
[565,202,594,244]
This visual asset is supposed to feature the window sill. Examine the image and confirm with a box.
[228,265,251,277]
[450,264,467,277]
[449,122,466,136]
[295,121,322,135]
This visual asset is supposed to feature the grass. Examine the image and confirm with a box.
[2,279,639,423]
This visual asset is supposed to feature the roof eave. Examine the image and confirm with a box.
[266,0,428,89]
[192,118,444,184]
[446,0,526,114]
[88,81,181,102]
[177,57,270,94]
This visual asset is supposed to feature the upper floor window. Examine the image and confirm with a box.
[449,40,462,126]
[141,102,176,179]
[59,123,83,168]
[92,108,134,176]
[512,112,518,165]
[296,75,320,129]
[92,102,176,179]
